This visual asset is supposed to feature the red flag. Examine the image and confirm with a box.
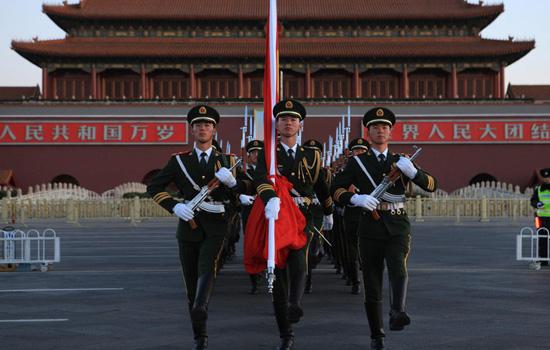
[243,0,307,275]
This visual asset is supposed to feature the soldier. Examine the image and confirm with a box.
[254,99,333,350]
[332,107,437,350]
[343,138,370,295]
[147,105,247,350]
[302,139,331,294]
[531,168,550,266]
[238,139,264,294]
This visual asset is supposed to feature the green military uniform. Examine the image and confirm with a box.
[237,139,264,294]
[530,168,550,265]
[254,99,333,350]
[342,137,371,295]
[331,107,437,350]
[302,139,331,294]
[147,104,246,350]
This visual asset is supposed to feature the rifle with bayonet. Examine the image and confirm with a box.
[187,159,242,229]
[370,146,422,220]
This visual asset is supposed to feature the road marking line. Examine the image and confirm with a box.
[0,288,124,293]
[0,319,69,323]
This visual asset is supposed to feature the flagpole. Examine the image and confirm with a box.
[264,0,279,294]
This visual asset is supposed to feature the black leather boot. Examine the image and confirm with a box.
[191,271,215,324]
[370,338,385,350]
[188,303,208,350]
[274,302,294,350]
[389,277,411,331]
[249,274,259,295]
[305,273,312,294]
[287,270,306,323]
[365,302,385,345]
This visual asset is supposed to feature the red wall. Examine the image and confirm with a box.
[1,115,547,193]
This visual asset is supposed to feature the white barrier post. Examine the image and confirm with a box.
[415,195,424,222]
[480,196,490,222]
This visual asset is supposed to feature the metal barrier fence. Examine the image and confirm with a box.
[516,227,550,270]
[0,196,535,224]
[1,228,60,271]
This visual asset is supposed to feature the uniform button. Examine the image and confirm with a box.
[201,176,205,179]
[291,172,295,176]
[382,173,386,176]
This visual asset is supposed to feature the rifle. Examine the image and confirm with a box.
[370,147,422,220]
[187,159,242,229]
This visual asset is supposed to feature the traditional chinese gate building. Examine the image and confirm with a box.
[1,0,548,193]
[11,0,534,101]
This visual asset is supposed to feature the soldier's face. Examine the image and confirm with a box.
[543,177,550,184]
[352,148,367,156]
[276,116,301,137]
[368,123,392,145]
[248,150,259,164]
[191,121,216,143]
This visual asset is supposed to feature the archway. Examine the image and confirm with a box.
[142,169,161,186]
[469,173,497,185]
[51,174,80,186]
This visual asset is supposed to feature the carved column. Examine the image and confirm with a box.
[91,64,97,99]
[354,64,361,98]
[402,64,409,99]
[238,64,244,98]
[190,64,196,98]
[451,64,458,99]
[306,64,312,98]
[42,67,49,99]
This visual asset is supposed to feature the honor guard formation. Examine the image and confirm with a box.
[147,102,438,350]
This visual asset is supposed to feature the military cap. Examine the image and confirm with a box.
[211,139,222,152]
[303,139,323,152]
[362,107,396,128]
[273,99,306,121]
[246,140,264,153]
[187,105,220,125]
[540,168,550,178]
[348,137,369,151]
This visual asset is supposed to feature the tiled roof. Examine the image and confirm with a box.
[12,37,533,61]
[507,85,550,101]
[43,0,503,21]
[0,86,40,100]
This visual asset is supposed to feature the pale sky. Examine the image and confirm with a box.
[0,0,549,88]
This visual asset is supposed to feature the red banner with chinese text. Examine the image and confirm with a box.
[362,119,550,144]
[0,120,187,145]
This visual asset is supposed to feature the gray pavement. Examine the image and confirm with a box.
[1,218,549,350]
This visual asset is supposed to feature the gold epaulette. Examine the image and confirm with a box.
[333,188,347,203]
[171,151,186,156]
[426,174,436,192]
[323,197,333,208]
[257,183,275,196]
[152,191,172,204]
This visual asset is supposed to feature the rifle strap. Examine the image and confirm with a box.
[353,156,378,188]
[176,155,201,191]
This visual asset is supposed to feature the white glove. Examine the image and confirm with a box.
[396,156,418,179]
[215,167,237,187]
[264,197,281,220]
[322,214,334,230]
[173,203,194,221]
[350,194,379,211]
[239,194,255,206]
[293,197,305,207]
[312,197,321,206]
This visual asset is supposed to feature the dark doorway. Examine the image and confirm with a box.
[469,173,497,185]
[142,169,161,186]
[51,174,80,186]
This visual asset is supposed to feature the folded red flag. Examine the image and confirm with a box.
[244,175,306,274]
